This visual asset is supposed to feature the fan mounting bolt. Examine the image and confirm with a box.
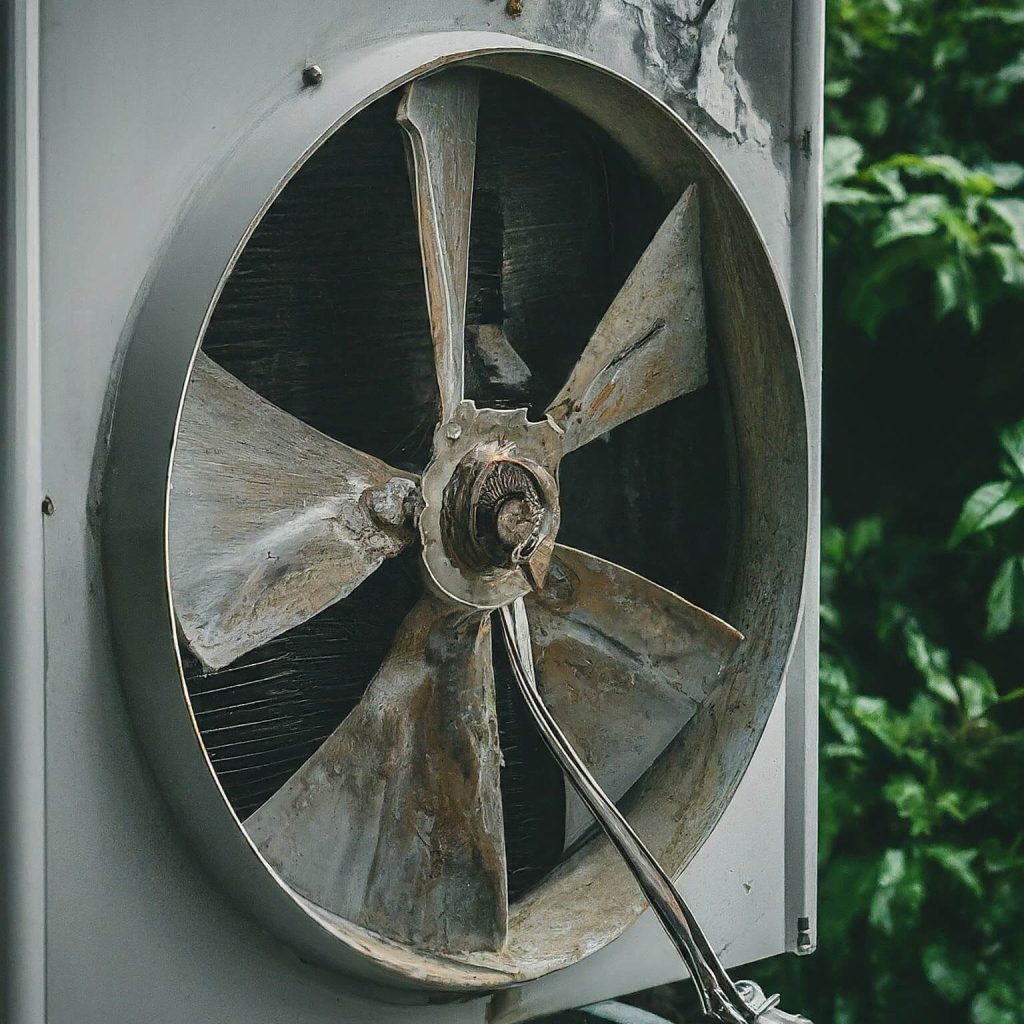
[365,476,420,530]
[301,64,324,88]
[445,422,463,441]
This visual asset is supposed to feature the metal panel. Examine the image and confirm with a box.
[28,0,822,1020]
[1,3,46,1023]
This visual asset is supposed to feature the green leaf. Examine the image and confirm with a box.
[826,185,880,207]
[849,515,884,557]
[824,77,852,99]
[898,154,976,188]
[580,1002,675,1024]
[964,6,1024,24]
[935,788,992,823]
[867,165,908,201]
[864,95,890,136]
[998,419,1024,479]
[995,51,1024,87]
[972,990,1018,1024]
[869,849,925,935]
[874,194,950,247]
[990,197,1024,251]
[925,844,983,899]
[981,162,1024,191]
[824,135,864,186]
[923,941,977,1003]
[991,243,1024,287]
[986,556,1024,637]
[934,257,963,318]
[853,695,904,753]
[949,481,1024,546]
[957,663,1000,719]
[902,619,956,703]
[884,775,934,835]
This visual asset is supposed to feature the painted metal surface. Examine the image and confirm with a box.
[13,1,825,1021]
[0,4,45,1024]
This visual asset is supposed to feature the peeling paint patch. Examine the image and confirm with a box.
[618,0,771,144]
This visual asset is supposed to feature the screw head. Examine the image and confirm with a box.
[302,64,324,88]
[445,422,463,441]
[41,496,55,516]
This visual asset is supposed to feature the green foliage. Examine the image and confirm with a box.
[759,1,1024,1020]
[949,418,1024,636]
[786,513,1024,1020]
[824,138,1024,332]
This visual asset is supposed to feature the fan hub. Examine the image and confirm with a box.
[419,401,563,608]
[443,444,556,574]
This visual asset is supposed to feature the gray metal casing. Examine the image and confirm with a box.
[1,1,822,1021]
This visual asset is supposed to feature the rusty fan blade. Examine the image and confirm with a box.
[524,545,742,850]
[169,352,418,671]
[546,185,707,453]
[397,68,480,423]
[244,595,508,954]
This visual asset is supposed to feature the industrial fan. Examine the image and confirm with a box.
[89,37,813,1020]
[161,64,810,1021]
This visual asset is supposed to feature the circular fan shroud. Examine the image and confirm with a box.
[102,39,808,994]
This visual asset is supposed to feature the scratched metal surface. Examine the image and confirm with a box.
[33,2,822,1023]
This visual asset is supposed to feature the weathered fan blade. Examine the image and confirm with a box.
[398,69,480,422]
[546,185,707,453]
[525,545,742,850]
[245,595,508,953]
[169,352,418,671]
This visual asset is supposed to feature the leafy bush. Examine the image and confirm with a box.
[756,1,1024,1021]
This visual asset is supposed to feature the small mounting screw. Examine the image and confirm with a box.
[41,496,55,517]
[302,64,324,88]
[505,0,524,17]
[445,422,463,441]
[796,915,813,953]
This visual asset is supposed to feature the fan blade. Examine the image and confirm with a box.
[397,69,480,422]
[169,352,418,671]
[524,545,742,850]
[546,185,707,453]
[244,595,508,954]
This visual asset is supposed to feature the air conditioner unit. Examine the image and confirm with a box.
[2,2,822,1021]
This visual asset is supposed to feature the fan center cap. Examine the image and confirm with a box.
[419,401,564,609]
[443,446,555,573]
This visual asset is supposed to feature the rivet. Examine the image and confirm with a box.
[445,422,463,440]
[41,496,55,517]
[302,64,324,88]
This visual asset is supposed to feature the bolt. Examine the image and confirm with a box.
[366,477,420,529]
[41,496,54,517]
[445,422,463,441]
[796,916,813,954]
[302,64,324,88]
